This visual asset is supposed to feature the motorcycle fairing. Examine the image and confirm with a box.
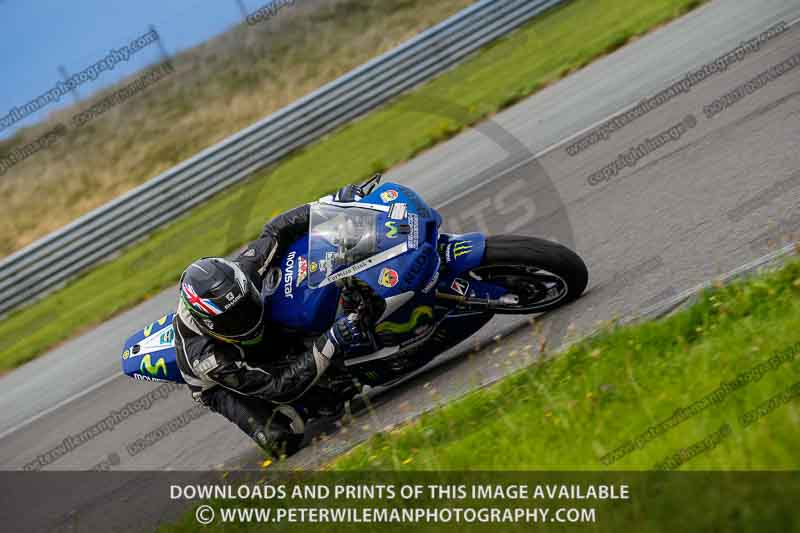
[121,313,185,384]
[435,232,509,301]
[120,183,501,384]
[271,182,443,347]
[267,235,340,333]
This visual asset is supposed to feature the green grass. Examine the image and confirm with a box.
[334,260,800,470]
[159,260,800,533]
[0,0,709,371]
[0,0,475,255]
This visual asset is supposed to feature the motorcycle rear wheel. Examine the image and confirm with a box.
[469,235,588,314]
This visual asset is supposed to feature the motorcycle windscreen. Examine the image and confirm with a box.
[307,203,380,288]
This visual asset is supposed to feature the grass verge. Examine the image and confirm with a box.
[159,259,800,533]
[0,0,708,371]
[333,259,800,470]
[0,0,474,255]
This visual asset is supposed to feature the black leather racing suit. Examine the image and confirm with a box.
[174,204,342,454]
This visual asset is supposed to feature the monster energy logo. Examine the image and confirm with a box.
[375,306,433,334]
[452,241,473,259]
[140,354,167,377]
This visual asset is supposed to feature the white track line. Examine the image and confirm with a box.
[635,242,799,320]
[0,371,123,442]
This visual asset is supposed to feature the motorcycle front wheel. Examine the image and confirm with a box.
[469,235,588,314]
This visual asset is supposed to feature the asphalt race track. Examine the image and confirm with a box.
[1,0,799,529]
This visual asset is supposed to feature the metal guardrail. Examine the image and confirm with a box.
[0,0,564,316]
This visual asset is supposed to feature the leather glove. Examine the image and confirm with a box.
[327,313,375,357]
[340,278,386,324]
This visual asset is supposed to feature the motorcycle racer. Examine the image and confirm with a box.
[173,185,375,456]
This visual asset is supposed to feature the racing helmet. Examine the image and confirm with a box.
[179,257,264,344]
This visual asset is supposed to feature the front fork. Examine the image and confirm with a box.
[435,232,515,311]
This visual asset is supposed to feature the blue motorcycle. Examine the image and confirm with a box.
[122,175,588,438]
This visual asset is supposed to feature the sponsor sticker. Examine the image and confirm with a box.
[378,267,400,288]
[407,213,419,249]
[380,189,399,203]
[284,251,296,299]
[310,261,319,273]
[446,240,473,262]
[450,278,470,296]
[122,349,130,360]
[223,291,243,310]
[385,221,400,238]
[140,354,168,377]
[296,256,308,287]
[319,243,408,287]
[159,328,175,344]
[136,325,175,353]
[133,374,169,382]
[388,203,408,220]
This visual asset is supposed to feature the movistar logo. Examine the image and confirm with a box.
[375,306,433,334]
[452,241,473,258]
[140,354,167,377]
[143,315,168,337]
[385,221,399,238]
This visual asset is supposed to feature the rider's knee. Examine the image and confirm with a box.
[251,406,305,458]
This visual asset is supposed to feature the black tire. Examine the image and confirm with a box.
[470,235,588,314]
[264,431,304,460]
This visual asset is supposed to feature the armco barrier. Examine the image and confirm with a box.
[0,0,563,316]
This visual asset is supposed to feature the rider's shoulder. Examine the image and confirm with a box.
[174,308,242,360]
